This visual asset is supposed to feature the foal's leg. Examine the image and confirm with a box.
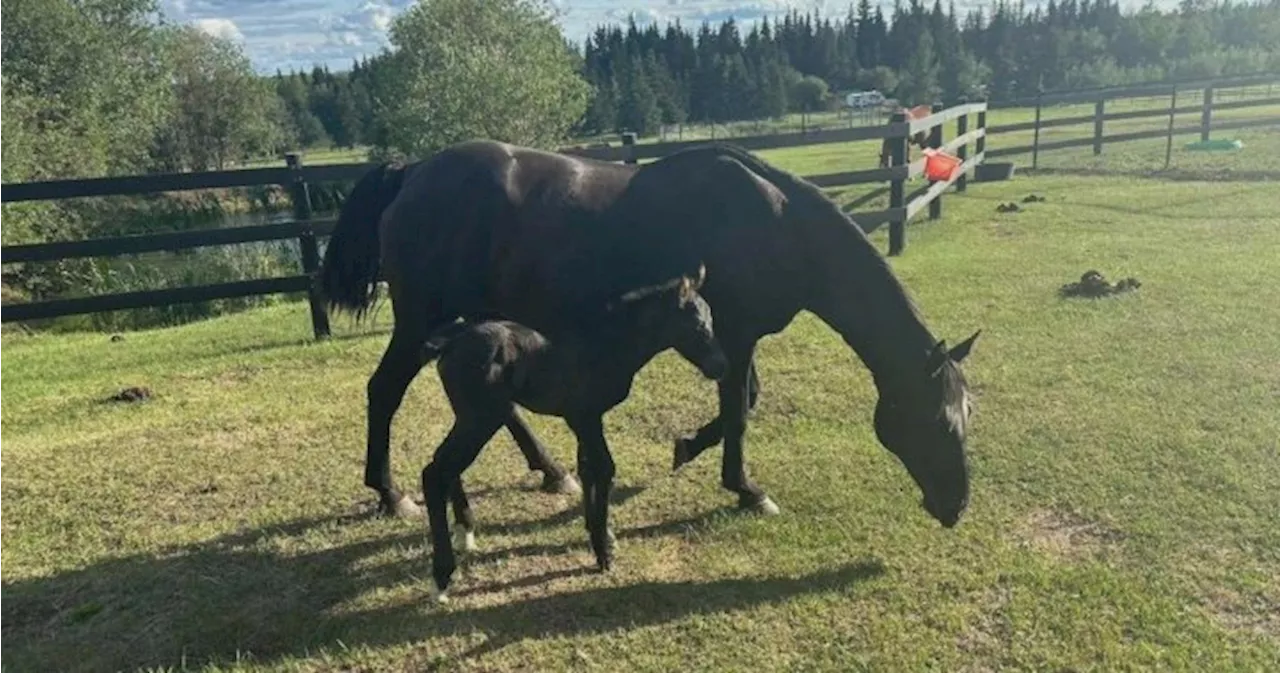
[569,415,617,571]
[449,476,477,553]
[504,410,580,494]
[366,318,436,518]
[672,356,761,470]
[421,412,504,603]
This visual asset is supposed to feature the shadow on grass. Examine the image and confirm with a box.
[1,509,884,672]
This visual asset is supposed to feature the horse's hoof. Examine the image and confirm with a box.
[672,438,693,471]
[429,585,450,605]
[542,472,582,495]
[389,496,424,522]
[741,495,781,516]
[595,557,614,573]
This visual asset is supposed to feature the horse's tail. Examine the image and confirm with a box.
[319,161,409,320]
[419,321,473,366]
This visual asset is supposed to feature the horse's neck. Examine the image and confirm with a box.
[799,208,937,386]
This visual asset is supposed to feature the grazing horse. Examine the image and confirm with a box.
[879,104,934,169]
[418,271,726,602]
[319,138,980,529]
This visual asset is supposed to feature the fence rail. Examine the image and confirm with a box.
[984,76,1280,168]
[1,102,992,334]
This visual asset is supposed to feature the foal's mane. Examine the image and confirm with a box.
[606,264,706,311]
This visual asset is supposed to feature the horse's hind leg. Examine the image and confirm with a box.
[673,357,760,470]
[366,320,434,518]
[505,410,580,494]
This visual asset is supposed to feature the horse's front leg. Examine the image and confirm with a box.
[672,356,760,470]
[569,414,617,571]
[719,340,778,515]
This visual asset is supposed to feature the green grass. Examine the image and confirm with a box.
[238,146,370,170]
[4,137,1280,672]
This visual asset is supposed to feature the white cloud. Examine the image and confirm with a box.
[191,17,245,42]
[159,0,1185,74]
[337,1,396,33]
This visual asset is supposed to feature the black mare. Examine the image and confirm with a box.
[319,139,980,530]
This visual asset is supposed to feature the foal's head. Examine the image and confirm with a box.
[607,265,728,380]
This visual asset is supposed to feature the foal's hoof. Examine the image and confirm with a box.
[672,438,694,471]
[740,495,781,516]
[456,528,478,553]
[541,472,582,495]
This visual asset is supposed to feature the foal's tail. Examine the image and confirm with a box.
[419,321,473,366]
[319,161,409,320]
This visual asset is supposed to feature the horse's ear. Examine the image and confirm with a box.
[949,330,981,362]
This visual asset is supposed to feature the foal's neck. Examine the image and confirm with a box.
[572,315,668,379]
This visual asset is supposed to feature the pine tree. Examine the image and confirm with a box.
[897,30,942,104]
[616,56,660,134]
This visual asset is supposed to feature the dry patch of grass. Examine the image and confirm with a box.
[1015,507,1125,562]
[1201,586,1280,641]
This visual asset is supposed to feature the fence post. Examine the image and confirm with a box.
[1032,92,1043,169]
[1165,86,1178,170]
[888,111,908,257]
[621,132,638,164]
[928,102,944,221]
[1093,99,1105,155]
[976,104,987,159]
[1200,85,1214,142]
[956,107,969,193]
[286,153,331,341]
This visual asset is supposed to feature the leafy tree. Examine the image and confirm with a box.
[1,0,174,177]
[897,30,942,105]
[940,49,991,102]
[153,27,284,171]
[791,75,830,113]
[275,74,330,147]
[378,0,590,158]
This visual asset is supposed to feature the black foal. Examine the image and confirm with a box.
[418,270,728,603]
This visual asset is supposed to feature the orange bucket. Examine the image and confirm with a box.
[923,149,961,181]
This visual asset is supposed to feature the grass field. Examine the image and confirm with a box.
[4,128,1280,671]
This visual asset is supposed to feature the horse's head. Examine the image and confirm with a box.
[608,265,727,381]
[872,331,980,528]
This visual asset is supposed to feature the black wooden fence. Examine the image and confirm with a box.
[1,102,988,336]
[986,73,1280,167]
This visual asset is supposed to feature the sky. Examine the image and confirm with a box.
[159,0,1175,75]
[160,0,831,74]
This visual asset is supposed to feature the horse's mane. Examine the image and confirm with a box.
[700,143,927,320]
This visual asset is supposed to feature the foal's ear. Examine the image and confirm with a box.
[948,330,981,363]
[690,263,707,290]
